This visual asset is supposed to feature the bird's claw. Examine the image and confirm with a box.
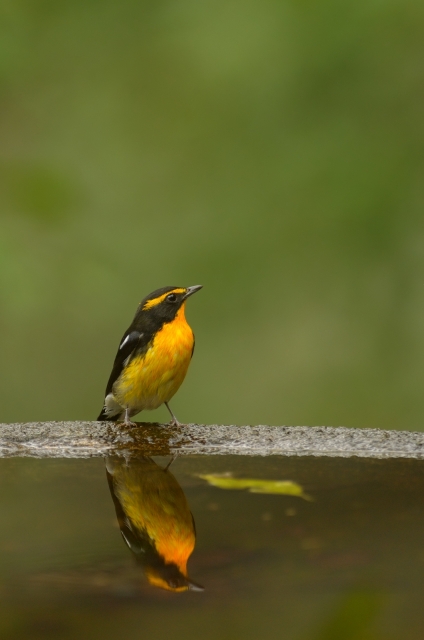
[122,419,137,428]
[168,418,183,427]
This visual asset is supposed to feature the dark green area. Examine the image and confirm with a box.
[1,0,424,428]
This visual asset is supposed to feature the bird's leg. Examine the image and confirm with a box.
[122,407,137,428]
[164,453,179,471]
[165,402,183,427]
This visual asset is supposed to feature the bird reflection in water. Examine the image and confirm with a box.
[106,455,203,593]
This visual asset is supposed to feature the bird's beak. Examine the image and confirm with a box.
[187,579,205,592]
[183,285,203,299]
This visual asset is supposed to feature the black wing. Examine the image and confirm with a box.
[105,466,153,557]
[104,330,143,396]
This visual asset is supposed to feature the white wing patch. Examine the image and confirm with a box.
[119,331,142,350]
[120,335,130,349]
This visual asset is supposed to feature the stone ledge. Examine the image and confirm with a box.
[0,422,423,459]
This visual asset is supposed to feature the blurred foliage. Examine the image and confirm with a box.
[0,162,78,221]
[1,0,424,427]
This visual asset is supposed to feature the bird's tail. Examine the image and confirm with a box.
[97,407,116,421]
[97,394,125,421]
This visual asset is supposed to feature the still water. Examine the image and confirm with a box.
[0,454,423,639]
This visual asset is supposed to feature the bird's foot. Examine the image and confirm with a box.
[122,408,137,427]
[167,417,184,427]
[164,402,183,427]
[122,419,137,428]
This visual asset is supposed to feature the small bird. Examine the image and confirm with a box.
[97,285,202,426]
[106,455,203,592]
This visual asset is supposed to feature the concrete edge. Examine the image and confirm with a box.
[0,422,423,459]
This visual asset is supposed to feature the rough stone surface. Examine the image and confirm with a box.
[0,422,423,459]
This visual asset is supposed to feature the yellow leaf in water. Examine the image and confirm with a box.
[197,474,312,500]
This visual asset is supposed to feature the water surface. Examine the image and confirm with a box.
[0,455,423,639]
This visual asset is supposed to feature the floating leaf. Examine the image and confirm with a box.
[197,474,312,500]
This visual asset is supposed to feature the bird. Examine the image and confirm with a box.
[106,455,203,592]
[97,285,202,426]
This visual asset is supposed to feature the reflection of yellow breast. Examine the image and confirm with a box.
[114,304,194,411]
[113,458,196,576]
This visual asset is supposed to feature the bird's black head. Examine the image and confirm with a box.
[136,285,202,326]
[145,561,204,593]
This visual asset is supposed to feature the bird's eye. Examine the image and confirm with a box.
[166,293,178,303]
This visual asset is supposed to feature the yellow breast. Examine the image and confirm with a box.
[114,303,194,412]
[115,459,196,575]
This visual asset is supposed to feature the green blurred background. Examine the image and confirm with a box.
[1,0,424,429]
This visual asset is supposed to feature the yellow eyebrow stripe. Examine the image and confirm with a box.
[143,288,185,310]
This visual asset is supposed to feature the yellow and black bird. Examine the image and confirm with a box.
[98,285,202,426]
[106,455,203,592]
